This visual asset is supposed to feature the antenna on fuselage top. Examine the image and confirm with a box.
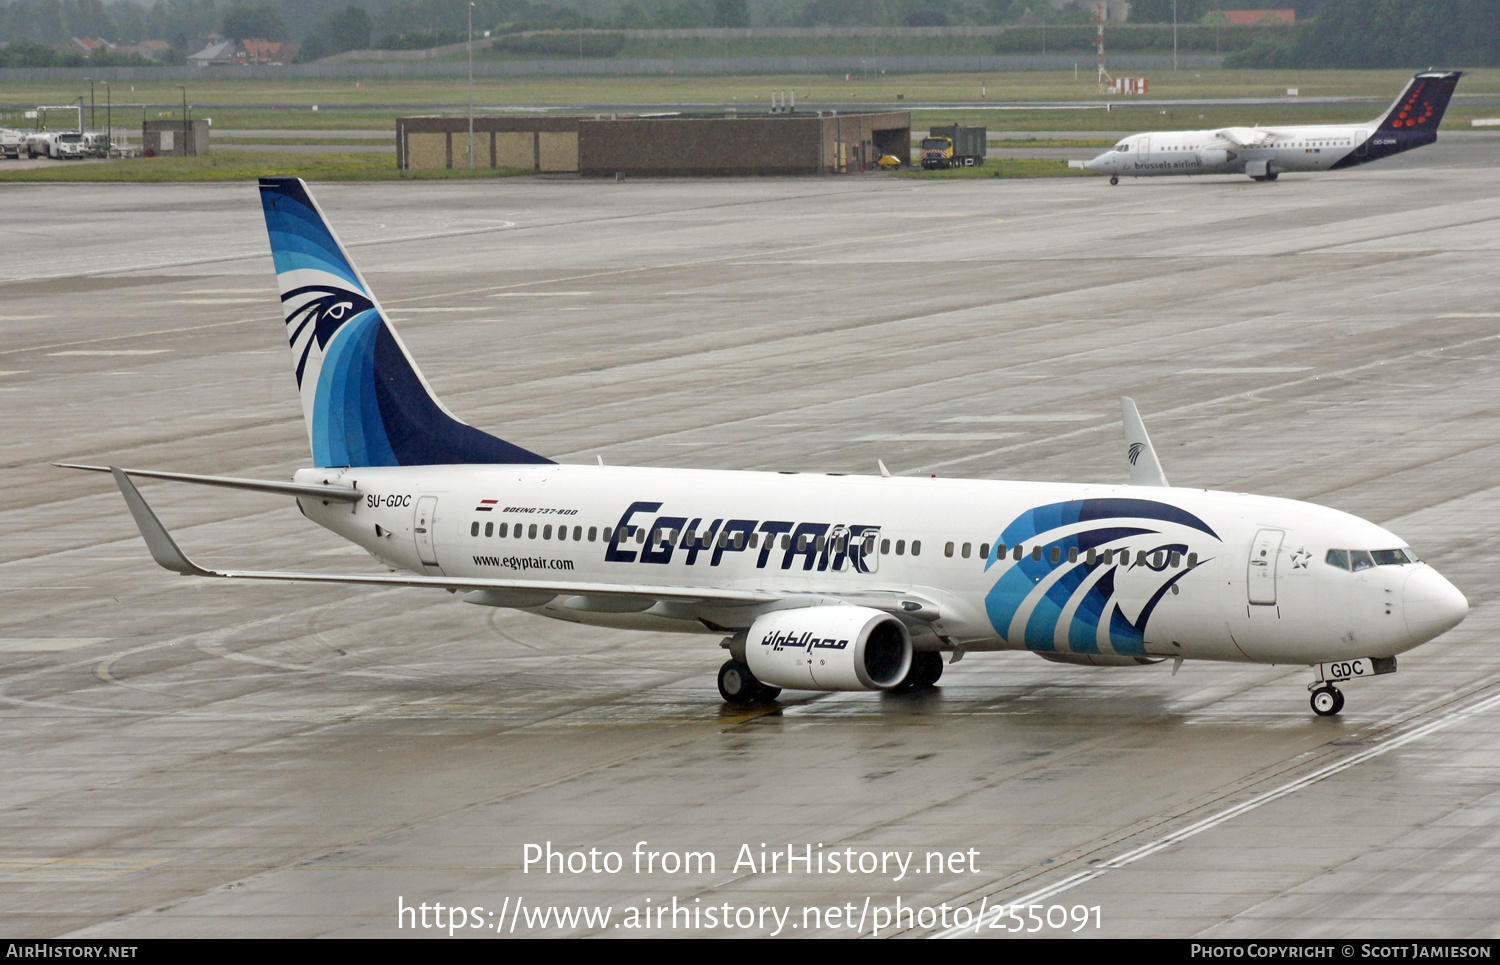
[1121,397,1169,488]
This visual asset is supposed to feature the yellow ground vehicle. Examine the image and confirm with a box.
[920,125,986,170]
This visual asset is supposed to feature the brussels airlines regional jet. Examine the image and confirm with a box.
[1085,70,1462,184]
[63,178,1468,717]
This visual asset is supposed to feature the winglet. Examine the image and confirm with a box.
[1121,397,1169,487]
[109,468,212,576]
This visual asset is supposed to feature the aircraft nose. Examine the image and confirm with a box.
[1404,566,1467,643]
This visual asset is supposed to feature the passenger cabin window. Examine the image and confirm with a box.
[911,540,921,557]
[485,522,493,537]
[471,522,480,536]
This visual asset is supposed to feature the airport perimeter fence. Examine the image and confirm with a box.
[0,54,1222,84]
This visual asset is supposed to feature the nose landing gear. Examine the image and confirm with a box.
[1310,684,1345,716]
[1306,656,1397,717]
[1109,176,1119,185]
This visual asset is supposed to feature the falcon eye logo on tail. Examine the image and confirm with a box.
[283,285,375,389]
[1127,443,1145,466]
[984,499,1221,656]
[258,177,552,470]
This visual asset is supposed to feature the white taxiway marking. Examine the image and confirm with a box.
[931,687,1500,938]
[0,638,110,651]
[858,432,1021,442]
[1178,366,1311,375]
[48,350,170,357]
[942,414,1098,423]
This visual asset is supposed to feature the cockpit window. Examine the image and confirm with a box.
[1115,143,1130,153]
[1328,547,1416,571]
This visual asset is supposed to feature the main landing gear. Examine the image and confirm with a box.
[1309,684,1345,717]
[889,651,944,694]
[718,660,780,706]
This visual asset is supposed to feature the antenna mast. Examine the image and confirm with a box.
[1096,2,1113,94]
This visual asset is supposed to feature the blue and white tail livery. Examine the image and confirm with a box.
[78,178,1467,718]
[260,177,549,468]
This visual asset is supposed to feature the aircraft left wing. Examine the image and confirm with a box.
[1213,127,1286,147]
[107,468,779,608]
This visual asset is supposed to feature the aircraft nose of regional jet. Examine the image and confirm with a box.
[1404,566,1468,644]
[1084,153,1111,172]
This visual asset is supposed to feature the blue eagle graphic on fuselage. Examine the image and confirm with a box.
[985,498,1220,655]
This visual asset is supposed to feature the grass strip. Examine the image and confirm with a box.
[0,150,527,182]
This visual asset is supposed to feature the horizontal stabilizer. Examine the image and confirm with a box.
[108,467,779,608]
[57,463,362,502]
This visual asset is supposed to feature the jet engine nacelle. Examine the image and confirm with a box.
[746,606,912,691]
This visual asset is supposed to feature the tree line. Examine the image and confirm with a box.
[1,0,1494,68]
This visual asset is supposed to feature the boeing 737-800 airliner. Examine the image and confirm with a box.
[1085,70,1462,184]
[63,178,1468,717]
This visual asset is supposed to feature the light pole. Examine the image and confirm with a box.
[177,85,188,156]
[103,82,111,153]
[467,2,475,170]
[1173,0,1178,72]
[86,78,95,129]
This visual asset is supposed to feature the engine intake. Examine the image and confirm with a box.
[745,606,912,691]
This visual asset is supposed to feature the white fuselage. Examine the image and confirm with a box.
[1084,124,1378,179]
[293,464,1465,667]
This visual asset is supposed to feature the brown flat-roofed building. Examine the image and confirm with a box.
[396,112,911,176]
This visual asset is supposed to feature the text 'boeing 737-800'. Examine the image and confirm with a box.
[60,178,1468,717]
[1085,70,1462,184]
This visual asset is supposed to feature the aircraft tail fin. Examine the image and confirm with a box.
[1373,70,1462,134]
[258,177,551,468]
